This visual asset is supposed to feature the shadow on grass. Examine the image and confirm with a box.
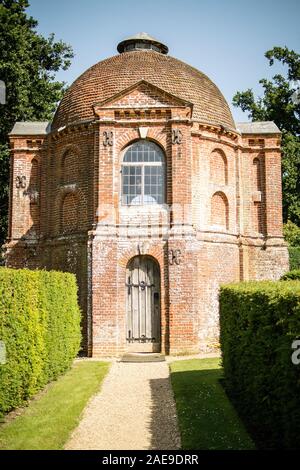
[148,376,181,450]
[167,360,255,450]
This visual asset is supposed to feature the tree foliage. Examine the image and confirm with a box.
[283,219,300,246]
[0,0,73,246]
[233,47,300,225]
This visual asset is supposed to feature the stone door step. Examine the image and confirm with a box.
[120,353,166,363]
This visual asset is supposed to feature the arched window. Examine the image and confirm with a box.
[121,140,165,205]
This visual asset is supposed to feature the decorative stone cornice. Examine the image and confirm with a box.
[50,120,94,140]
[10,146,44,153]
[240,146,281,152]
[192,123,239,143]
[193,133,239,150]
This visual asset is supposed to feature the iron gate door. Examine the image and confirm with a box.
[126,256,161,352]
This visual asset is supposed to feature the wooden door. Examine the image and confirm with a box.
[126,256,161,352]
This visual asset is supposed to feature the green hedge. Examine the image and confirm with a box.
[0,268,81,415]
[220,281,300,449]
[281,269,300,280]
[289,246,300,270]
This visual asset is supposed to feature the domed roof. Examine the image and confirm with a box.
[52,48,235,131]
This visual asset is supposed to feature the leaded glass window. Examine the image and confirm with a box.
[121,140,165,205]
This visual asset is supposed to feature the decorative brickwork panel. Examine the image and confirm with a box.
[27,158,40,237]
[103,82,184,109]
[251,156,265,234]
[30,158,39,189]
[61,193,78,234]
[210,149,228,185]
[61,149,78,184]
[252,157,262,191]
[211,191,229,229]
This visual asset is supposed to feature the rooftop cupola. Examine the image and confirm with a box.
[117,32,169,54]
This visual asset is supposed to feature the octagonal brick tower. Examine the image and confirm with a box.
[6,34,289,356]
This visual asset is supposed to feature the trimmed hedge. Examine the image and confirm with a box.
[0,268,81,415]
[220,281,300,449]
[281,269,300,280]
[289,246,300,270]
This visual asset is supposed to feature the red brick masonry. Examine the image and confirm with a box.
[5,44,289,356]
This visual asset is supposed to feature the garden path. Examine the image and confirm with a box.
[65,361,181,450]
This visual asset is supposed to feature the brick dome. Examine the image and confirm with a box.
[52,49,235,131]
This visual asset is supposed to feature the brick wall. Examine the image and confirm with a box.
[6,84,289,356]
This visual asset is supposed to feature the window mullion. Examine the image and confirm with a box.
[142,164,145,205]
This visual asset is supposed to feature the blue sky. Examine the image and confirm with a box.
[28,0,300,122]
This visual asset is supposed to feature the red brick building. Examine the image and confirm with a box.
[5,33,289,356]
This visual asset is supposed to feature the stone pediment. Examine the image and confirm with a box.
[93,80,193,110]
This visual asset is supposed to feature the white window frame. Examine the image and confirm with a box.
[120,140,166,206]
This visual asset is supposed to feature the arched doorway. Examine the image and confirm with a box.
[125,256,161,352]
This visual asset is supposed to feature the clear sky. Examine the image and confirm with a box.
[27,0,300,123]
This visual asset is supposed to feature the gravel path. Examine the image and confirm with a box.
[65,361,181,450]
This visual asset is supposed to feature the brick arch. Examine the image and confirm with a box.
[54,186,88,235]
[252,200,264,234]
[28,158,40,236]
[210,148,228,185]
[118,245,164,270]
[116,129,167,157]
[126,254,161,271]
[59,143,80,160]
[29,153,41,164]
[116,129,139,154]
[211,191,229,230]
[147,128,167,148]
[252,156,265,234]
[119,137,167,162]
[29,158,39,190]
[252,156,262,191]
[60,144,80,184]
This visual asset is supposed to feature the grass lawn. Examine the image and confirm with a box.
[0,360,110,450]
[170,357,255,450]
